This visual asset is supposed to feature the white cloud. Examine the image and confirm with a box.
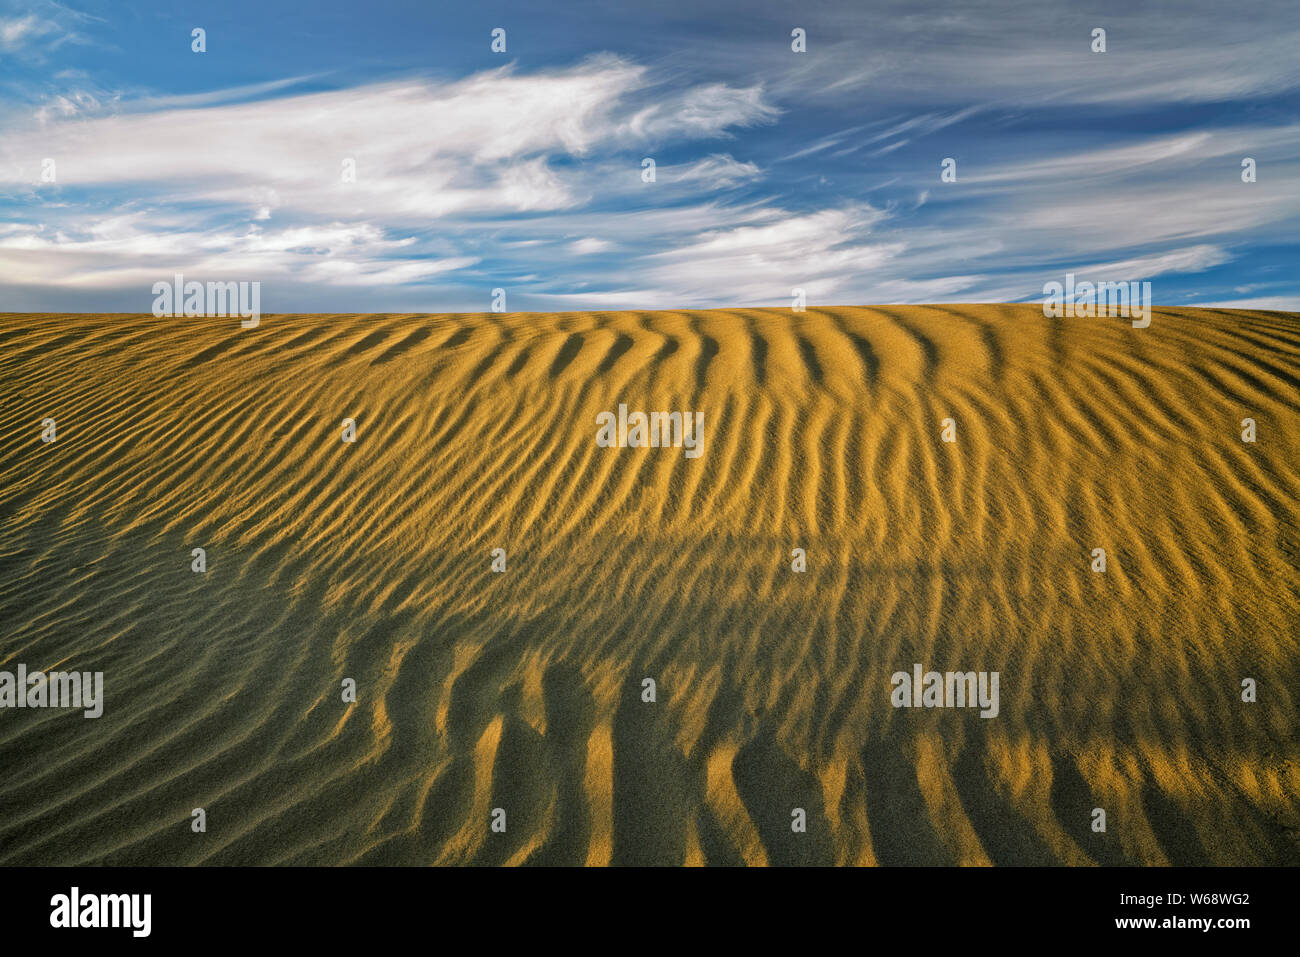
[638,205,902,302]
[0,56,772,222]
[668,154,762,189]
[0,217,476,289]
[1074,244,1231,280]
[759,1,1300,107]
[0,56,779,291]
[0,14,53,50]
[569,237,612,255]
[2,28,1295,311]
[1204,296,1297,311]
[0,2,94,57]
[620,82,778,141]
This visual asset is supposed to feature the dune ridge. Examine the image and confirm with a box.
[0,305,1297,865]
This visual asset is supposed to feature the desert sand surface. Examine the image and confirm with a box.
[0,305,1296,866]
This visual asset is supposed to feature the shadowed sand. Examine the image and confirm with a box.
[0,305,1297,866]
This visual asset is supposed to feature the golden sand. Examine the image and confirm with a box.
[0,306,1296,865]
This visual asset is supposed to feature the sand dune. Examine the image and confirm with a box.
[0,305,1297,865]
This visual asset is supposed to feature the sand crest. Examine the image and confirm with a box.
[0,306,1296,865]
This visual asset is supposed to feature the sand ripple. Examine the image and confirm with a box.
[0,306,1296,865]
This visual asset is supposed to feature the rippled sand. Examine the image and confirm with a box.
[0,306,1296,865]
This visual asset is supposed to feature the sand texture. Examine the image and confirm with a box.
[0,305,1297,865]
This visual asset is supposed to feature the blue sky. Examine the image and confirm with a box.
[1,0,1297,312]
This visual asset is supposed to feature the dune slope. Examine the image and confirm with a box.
[0,305,1297,865]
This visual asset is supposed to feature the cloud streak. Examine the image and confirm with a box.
[0,0,1296,312]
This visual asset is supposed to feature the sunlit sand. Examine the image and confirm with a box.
[0,306,1296,865]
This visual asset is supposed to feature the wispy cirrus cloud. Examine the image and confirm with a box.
[0,54,781,301]
[0,0,1296,312]
[0,0,98,57]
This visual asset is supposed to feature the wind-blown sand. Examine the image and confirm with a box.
[0,305,1297,866]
